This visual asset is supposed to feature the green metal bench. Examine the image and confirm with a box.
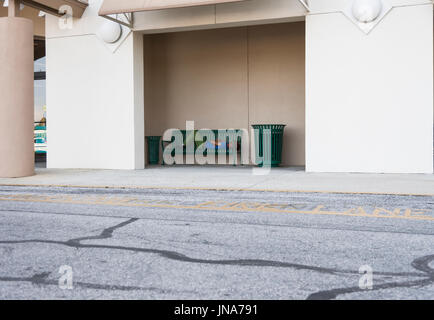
[161,129,243,163]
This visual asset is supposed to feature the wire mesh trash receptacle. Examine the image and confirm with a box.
[146,136,161,165]
[252,124,286,167]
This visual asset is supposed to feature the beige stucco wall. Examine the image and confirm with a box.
[0,17,35,177]
[144,22,305,166]
[248,22,305,166]
[0,6,45,37]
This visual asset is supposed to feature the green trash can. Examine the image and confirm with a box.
[252,124,286,167]
[146,136,161,165]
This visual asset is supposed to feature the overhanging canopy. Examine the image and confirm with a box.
[98,0,310,29]
[21,0,88,18]
[98,0,247,16]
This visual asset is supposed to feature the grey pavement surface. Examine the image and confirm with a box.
[0,185,433,300]
[1,166,433,196]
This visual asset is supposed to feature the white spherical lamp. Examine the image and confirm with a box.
[352,0,383,23]
[99,20,122,44]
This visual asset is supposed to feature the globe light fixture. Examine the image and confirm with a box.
[98,20,122,44]
[352,0,383,23]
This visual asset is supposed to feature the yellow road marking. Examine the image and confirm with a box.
[0,194,433,222]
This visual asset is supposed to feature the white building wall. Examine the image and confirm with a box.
[306,1,433,173]
[45,0,434,173]
[46,0,145,169]
[45,0,308,170]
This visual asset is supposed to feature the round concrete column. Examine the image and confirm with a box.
[0,17,34,178]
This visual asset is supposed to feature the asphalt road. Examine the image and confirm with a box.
[0,185,432,300]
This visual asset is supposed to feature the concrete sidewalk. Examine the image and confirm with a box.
[0,166,433,195]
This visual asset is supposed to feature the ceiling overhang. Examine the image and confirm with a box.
[98,0,247,16]
[98,0,310,30]
[98,0,247,29]
[20,0,88,18]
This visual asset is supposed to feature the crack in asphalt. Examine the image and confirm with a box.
[67,218,139,245]
[0,219,176,294]
[307,277,433,300]
[0,271,169,293]
[1,218,433,299]
[307,254,434,300]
